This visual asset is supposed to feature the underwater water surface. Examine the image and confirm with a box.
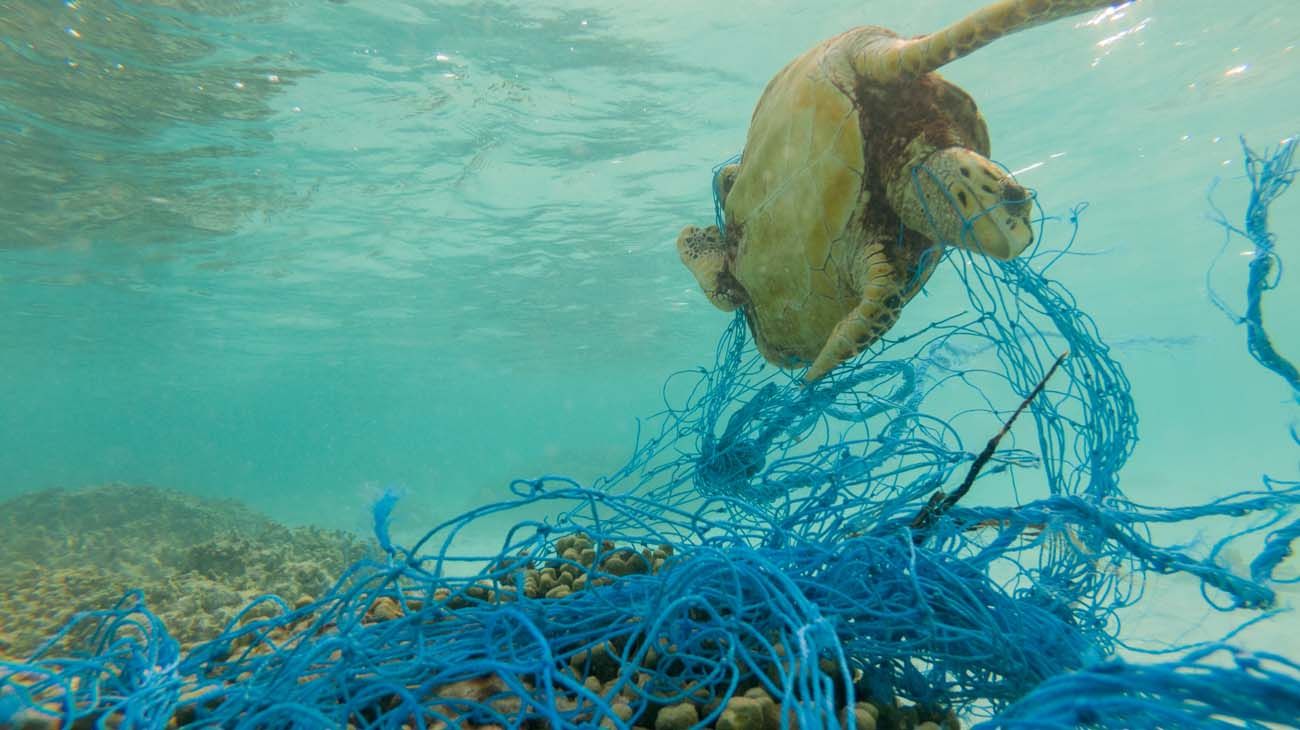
[2,0,1300,725]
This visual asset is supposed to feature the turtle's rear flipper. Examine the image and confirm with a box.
[804,242,902,382]
[677,225,745,312]
[852,0,1128,82]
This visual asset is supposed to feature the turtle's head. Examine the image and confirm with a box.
[894,146,1035,260]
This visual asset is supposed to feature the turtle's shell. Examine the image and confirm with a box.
[723,27,990,367]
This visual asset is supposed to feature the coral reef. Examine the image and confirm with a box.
[1,502,964,728]
[0,483,376,658]
[327,533,965,730]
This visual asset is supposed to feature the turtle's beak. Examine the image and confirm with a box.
[1001,180,1032,219]
[963,175,1035,260]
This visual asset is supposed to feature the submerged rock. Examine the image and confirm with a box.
[0,482,376,658]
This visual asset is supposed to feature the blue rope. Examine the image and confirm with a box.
[1207,135,1300,398]
[979,645,1300,729]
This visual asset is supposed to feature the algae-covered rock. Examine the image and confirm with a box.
[717,696,766,730]
[654,702,699,730]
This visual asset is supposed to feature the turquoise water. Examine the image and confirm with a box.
[2,0,1298,656]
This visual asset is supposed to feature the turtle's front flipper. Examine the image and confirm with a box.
[677,225,745,312]
[852,0,1129,82]
[804,242,903,382]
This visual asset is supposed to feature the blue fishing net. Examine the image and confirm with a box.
[2,136,1298,729]
[981,644,1300,729]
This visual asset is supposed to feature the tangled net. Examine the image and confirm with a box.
[2,137,1298,729]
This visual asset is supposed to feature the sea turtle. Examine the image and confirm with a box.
[678,0,1125,382]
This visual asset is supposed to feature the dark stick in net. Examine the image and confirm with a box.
[911,350,1069,542]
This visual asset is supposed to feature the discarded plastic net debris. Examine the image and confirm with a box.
[1207,135,1300,399]
[978,645,1300,729]
[2,138,1299,729]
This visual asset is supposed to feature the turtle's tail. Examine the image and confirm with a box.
[852,0,1132,82]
